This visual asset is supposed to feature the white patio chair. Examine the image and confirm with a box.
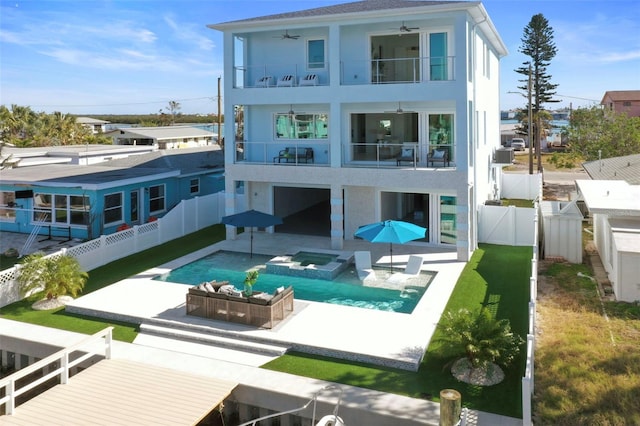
[354,251,375,281]
[255,76,274,87]
[299,74,319,86]
[387,255,423,284]
[277,74,296,87]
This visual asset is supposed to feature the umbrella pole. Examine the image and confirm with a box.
[250,227,254,258]
[389,242,393,272]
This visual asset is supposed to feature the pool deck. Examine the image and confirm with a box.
[66,232,465,371]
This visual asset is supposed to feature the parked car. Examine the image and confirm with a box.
[510,138,526,151]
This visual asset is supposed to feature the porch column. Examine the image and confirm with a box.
[330,184,344,250]
[455,183,472,262]
[224,180,237,240]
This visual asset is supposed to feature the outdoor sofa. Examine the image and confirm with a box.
[186,281,294,329]
[273,147,314,163]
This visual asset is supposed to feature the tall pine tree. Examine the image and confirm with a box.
[516,14,559,172]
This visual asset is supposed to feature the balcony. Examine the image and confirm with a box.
[234,63,330,89]
[233,56,455,89]
[343,143,454,169]
[233,141,330,166]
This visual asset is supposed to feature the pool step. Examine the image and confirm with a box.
[138,322,290,357]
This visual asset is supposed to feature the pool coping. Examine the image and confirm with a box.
[65,233,465,371]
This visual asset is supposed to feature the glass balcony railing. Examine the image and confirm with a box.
[234,56,454,88]
[233,141,329,166]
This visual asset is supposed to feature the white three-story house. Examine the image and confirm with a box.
[209,0,508,261]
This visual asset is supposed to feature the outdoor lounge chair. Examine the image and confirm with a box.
[299,74,318,86]
[255,76,274,87]
[354,251,375,281]
[387,255,424,283]
[277,74,296,87]
[396,147,416,166]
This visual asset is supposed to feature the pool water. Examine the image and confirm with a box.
[291,251,338,266]
[154,251,434,314]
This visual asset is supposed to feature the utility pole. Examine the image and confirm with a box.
[527,63,533,175]
[217,76,223,150]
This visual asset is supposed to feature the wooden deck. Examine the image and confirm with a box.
[1,359,237,425]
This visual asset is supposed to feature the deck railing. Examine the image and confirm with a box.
[0,327,113,416]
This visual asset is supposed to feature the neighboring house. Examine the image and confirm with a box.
[1,145,156,167]
[0,146,224,240]
[209,0,509,261]
[578,154,640,302]
[76,117,110,134]
[600,90,640,118]
[111,126,217,149]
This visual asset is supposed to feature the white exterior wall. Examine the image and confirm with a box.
[216,3,507,261]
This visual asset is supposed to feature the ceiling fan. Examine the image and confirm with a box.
[384,102,416,115]
[274,30,300,40]
[391,21,419,33]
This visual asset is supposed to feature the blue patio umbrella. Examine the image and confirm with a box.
[354,220,427,270]
[221,209,283,257]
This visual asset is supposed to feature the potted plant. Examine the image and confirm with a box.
[243,270,259,296]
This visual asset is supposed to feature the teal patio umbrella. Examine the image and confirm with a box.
[222,209,283,257]
[354,220,426,270]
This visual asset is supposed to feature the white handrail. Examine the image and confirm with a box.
[0,327,113,415]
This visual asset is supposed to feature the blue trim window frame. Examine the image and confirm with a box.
[189,178,200,195]
[0,191,16,222]
[104,192,124,226]
[149,184,166,215]
[307,38,326,70]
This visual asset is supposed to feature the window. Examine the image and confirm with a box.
[275,113,328,139]
[429,32,448,81]
[0,191,16,221]
[429,114,454,161]
[104,192,123,225]
[307,39,325,69]
[440,196,457,245]
[149,184,165,214]
[34,193,90,225]
[190,178,200,195]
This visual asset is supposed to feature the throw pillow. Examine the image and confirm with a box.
[433,150,445,159]
[402,148,413,157]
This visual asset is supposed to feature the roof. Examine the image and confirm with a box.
[103,145,224,174]
[76,117,110,124]
[0,147,223,188]
[582,154,640,185]
[212,0,461,25]
[0,359,237,426]
[601,90,640,104]
[209,0,506,58]
[0,163,178,188]
[115,125,215,140]
[576,179,640,216]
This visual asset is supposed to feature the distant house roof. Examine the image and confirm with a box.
[76,117,110,125]
[103,145,224,175]
[600,90,640,104]
[115,126,215,141]
[583,154,640,185]
[0,147,223,190]
[576,179,640,217]
[1,145,156,167]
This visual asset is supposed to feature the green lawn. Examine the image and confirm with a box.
[263,244,532,418]
[1,231,531,418]
[0,224,227,342]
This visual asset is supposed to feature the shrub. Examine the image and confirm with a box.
[17,252,88,300]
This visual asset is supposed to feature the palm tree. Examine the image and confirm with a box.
[437,308,524,371]
[17,252,88,301]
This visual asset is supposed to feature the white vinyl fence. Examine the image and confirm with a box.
[501,172,543,200]
[0,192,235,308]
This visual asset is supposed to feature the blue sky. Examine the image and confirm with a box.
[0,0,638,115]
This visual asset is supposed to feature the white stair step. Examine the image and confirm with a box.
[138,323,289,357]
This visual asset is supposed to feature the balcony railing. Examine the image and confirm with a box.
[234,56,454,88]
[234,141,329,166]
[341,56,455,85]
[234,63,329,89]
[343,143,455,169]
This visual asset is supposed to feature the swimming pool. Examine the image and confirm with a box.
[154,251,435,314]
